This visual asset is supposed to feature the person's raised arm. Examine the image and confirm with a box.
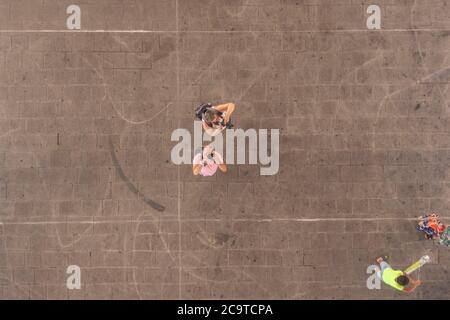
[215,103,235,123]
[214,103,233,112]
[403,277,421,293]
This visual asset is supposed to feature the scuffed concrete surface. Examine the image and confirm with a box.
[0,0,450,299]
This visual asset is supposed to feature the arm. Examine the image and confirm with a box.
[212,151,227,172]
[214,103,235,123]
[193,164,202,175]
[403,277,421,293]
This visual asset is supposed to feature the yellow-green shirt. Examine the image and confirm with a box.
[382,268,405,291]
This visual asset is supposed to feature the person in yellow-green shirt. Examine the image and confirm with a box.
[376,256,421,293]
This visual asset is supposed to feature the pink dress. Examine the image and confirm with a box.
[193,153,218,176]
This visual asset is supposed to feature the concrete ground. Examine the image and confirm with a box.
[0,0,450,299]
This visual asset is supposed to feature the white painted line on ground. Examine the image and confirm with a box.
[1,217,450,225]
[0,28,449,33]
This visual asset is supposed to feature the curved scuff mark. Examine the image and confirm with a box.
[108,136,165,212]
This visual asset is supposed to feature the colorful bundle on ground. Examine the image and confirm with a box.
[416,214,447,243]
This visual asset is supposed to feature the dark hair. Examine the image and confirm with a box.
[203,108,222,124]
[395,275,409,286]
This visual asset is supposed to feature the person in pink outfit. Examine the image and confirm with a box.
[192,144,227,176]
